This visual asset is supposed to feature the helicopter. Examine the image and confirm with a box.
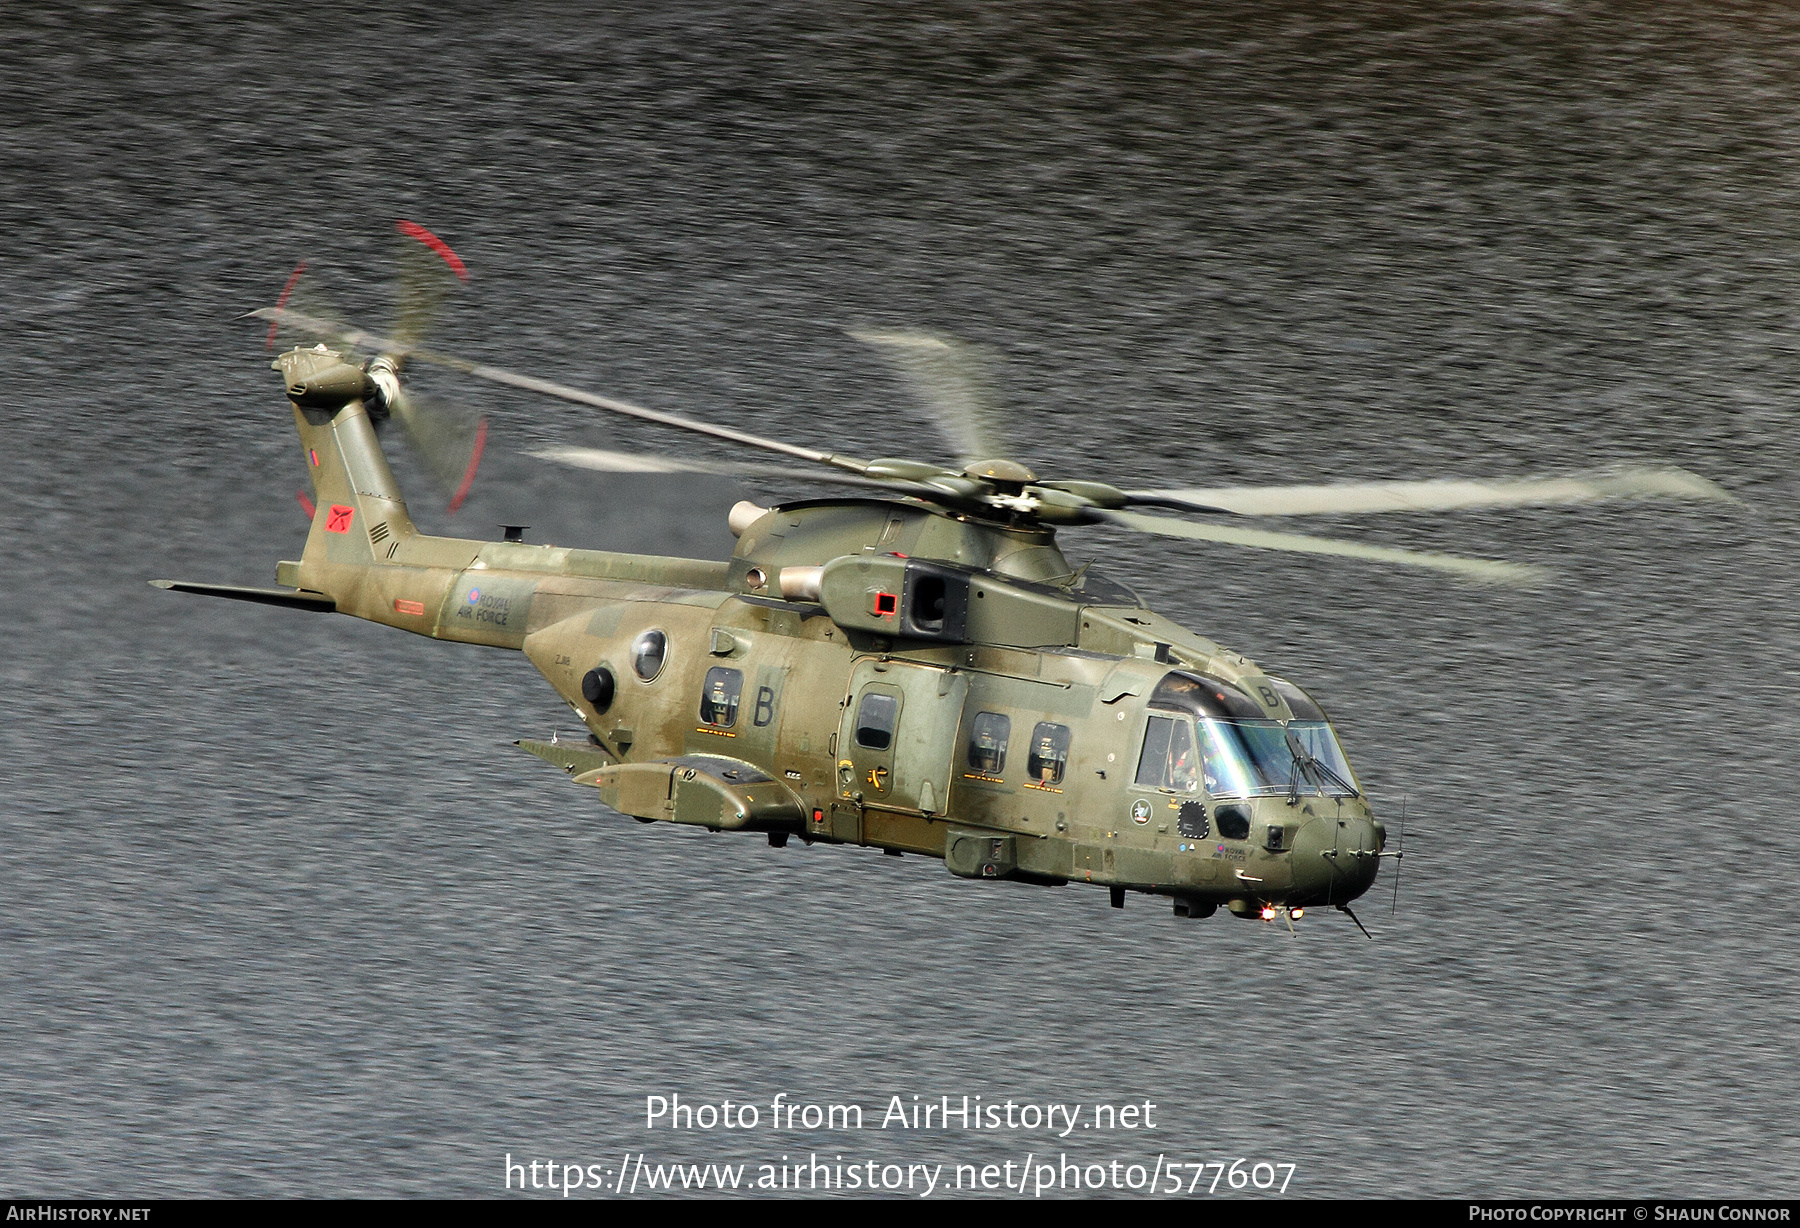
[154,225,1733,931]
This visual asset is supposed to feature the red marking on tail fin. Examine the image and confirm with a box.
[447,417,488,514]
[296,488,316,519]
[396,219,469,283]
[267,261,308,350]
[326,504,355,533]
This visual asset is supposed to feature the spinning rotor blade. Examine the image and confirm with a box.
[849,329,1012,466]
[1091,508,1548,586]
[251,305,875,479]
[527,445,904,491]
[255,300,1706,588]
[382,221,486,512]
[384,383,487,512]
[263,225,487,514]
[527,445,752,476]
[263,262,341,353]
[393,218,469,348]
[1133,467,1734,517]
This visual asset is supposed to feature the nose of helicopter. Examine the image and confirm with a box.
[1288,812,1383,904]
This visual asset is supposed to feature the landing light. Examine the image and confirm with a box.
[1259,905,1277,921]
[1290,907,1305,920]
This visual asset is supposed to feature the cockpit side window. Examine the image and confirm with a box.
[1135,717,1172,787]
[1135,715,1198,793]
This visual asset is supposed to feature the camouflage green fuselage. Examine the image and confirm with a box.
[265,368,1382,917]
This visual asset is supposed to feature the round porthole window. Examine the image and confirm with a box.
[630,629,668,682]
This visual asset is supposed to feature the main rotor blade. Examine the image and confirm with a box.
[1132,467,1733,517]
[849,329,1012,466]
[1092,508,1548,586]
[528,445,911,491]
[250,306,874,477]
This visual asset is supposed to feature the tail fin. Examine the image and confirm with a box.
[277,345,419,588]
[155,344,493,638]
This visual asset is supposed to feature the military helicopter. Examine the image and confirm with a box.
[154,226,1732,932]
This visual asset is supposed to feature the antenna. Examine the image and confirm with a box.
[1391,794,1407,916]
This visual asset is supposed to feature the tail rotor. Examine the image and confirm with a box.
[269,220,487,517]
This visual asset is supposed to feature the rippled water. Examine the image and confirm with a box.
[5,1,1799,1198]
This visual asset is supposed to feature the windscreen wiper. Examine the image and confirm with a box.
[1285,729,1360,804]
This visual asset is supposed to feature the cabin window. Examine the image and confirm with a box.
[855,692,899,750]
[630,629,667,682]
[699,667,743,728]
[1026,722,1071,785]
[966,711,1011,774]
[1135,715,1199,792]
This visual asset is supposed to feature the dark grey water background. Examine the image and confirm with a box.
[4,0,1798,1199]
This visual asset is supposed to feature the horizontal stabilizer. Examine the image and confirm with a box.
[149,580,336,613]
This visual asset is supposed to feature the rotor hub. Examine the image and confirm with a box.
[962,458,1037,485]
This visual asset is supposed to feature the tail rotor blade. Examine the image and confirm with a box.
[265,262,309,351]
[385,383,488,512]
[263,263,347,354]
[449,417,487,514]
[393,219,468,349]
